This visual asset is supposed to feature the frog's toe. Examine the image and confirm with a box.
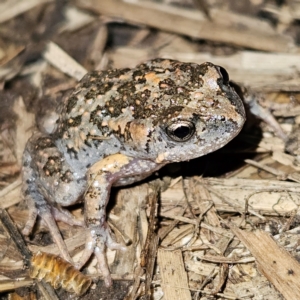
[94,247,112,287]
[77,225,126,287]
[104,229,127,251]
[93,227,125,287]
[22,206,38,236]
[42,210,74,263]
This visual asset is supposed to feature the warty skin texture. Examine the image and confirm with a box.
[22,59,245,287]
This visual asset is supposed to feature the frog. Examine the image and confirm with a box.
[22,58,245,287]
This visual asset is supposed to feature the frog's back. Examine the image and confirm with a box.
[55,59,217,158]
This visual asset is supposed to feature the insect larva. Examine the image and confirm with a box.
[30,251,92,295]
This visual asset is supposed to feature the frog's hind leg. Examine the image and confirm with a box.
[22,134,82,263]
[22,188,73,263]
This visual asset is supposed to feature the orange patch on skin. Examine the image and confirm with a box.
[203,66,221,91]
[119,73,132,81]
[89,154,131,175]
[155,152,169,163]
[144,72,161,85]
[160,59,171,69]
[129,122,149,146]
[160,83,169,88]
[192,92,204,100]
[107,108,134,134]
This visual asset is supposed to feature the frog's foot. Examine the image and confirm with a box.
[22,207,73,263]
[76,224,126,287]
[41,210,74,263]
[23,203,83,236]
[23,204,83,251]
[22,198,74,263]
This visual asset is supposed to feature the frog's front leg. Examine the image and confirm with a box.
[77,154,160,287]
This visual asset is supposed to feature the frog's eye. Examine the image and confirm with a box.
[217,66,229,85]
[166,121,195,142]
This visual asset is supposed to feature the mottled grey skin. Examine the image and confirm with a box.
[22,59,245,286]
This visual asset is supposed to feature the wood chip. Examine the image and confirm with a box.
[77,0,295,52]
[60,6,95,33]
[0,178,22,209]
[157,249,191,300]
[0,0,53,24]
[230,226,300,300]
[0,279,34,293]
[161,177,300,216]
[43,42,87,81]
[13,97,35,165]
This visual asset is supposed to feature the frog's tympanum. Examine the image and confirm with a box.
[22,59,245,286]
